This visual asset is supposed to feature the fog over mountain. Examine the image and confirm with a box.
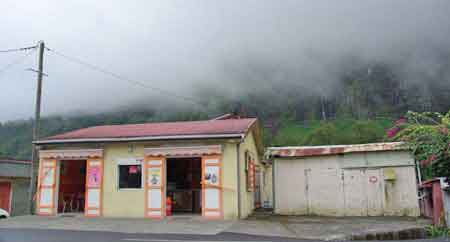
[1,0,450,121]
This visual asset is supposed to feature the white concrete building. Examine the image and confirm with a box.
[267,142,420,217]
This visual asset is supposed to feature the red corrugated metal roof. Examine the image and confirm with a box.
[38,118,257,143]
[267,142,407,158]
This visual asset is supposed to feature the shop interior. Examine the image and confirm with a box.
[57,160,86,214]
[166,157,202,215]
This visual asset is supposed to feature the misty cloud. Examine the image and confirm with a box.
[1,0,450,121]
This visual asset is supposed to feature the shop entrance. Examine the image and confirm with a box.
[166,157,202,215]
[57,160,86,214]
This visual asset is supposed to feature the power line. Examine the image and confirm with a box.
[45,47,206,107]
[0,45,37,53]
[0,48,36,76]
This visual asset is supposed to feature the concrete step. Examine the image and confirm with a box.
[249,208,274,219]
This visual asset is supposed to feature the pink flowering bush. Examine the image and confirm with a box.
[388,111,450,180]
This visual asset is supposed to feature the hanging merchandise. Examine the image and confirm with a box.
[129,165,138,174]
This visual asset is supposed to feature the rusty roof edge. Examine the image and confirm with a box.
[266,142,407,158]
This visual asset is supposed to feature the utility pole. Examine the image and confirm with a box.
[28,41,45,214]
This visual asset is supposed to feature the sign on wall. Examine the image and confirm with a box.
[202,156,222,219]
[85,159,103,217]
[246,151,256,192]
[37,159,57,215]
[144,158,165,218]
[204,166,219,185]
[88,166,101,187]
[148,167,161,186]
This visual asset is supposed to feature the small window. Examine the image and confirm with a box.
[118,164,142,189]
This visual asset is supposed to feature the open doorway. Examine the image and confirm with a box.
[58,160,86,214]
[166,157,202,215]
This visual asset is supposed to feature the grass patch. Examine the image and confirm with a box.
[267,118,394,147]
[426,225,450,238]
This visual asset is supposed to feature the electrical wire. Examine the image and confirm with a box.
[45,47,206,107]
[0,48,36,76]
[0,45,37,53]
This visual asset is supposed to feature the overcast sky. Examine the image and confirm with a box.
[1,0,450,122]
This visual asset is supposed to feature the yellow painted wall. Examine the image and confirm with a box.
[238,132,263,218]
[102,143,146,217]
[41,134,261,219]
[221,142,238,219]
[100,139,242,218]
[101,140,241,218]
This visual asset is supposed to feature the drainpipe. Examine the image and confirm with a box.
[272,159,276,211]
[236,142,242,219]
[415,158,422,185]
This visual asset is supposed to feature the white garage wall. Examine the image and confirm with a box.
[274,158,308,215]
[274,151,420,217]
[383,166,420,216]
[275,155,344,216]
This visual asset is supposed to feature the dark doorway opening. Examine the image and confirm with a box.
[166,157,202,215]
[58,160,86,214]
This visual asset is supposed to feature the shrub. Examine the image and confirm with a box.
[390,111,450,180]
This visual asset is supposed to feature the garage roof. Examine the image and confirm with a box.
[35,118,258,144]
[0,158,31,178]
[0,157,31,164]
[267,142,407,158]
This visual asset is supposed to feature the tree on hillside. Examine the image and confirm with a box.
[303,122,339,145]
[389,110,450,180]
[351,120,385,144]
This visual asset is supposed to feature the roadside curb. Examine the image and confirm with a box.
[349,227,427,241]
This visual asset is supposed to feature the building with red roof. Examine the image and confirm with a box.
[36,118,260,144]
[33,115,269,219]
[31,114,420,220]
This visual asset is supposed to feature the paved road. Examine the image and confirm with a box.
[0,229,448,242]
[0,229,299,242]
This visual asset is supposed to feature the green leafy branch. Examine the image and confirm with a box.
[389,110,450,180]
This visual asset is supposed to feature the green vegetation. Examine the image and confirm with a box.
[1,62,449,160]
[0,111,394,160]
[0,110,207,159]
[269,118,393,147]
[425,225,450,238]
[389,110,450,180]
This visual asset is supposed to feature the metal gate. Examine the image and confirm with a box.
[343,168,384,216]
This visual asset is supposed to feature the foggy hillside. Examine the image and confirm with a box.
[1,1,450,159]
